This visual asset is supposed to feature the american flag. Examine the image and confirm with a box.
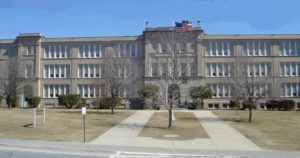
[175,21,193,32]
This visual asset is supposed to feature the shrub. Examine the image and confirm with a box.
[77,98,86,108]
[280,100,295,111]
[230,100,241,110]
[26,96,41,108]
[0,95,3,105]
[58,94,81,109]
[266,100,280,110]
[6,95,19,108]
[98,97,122,109]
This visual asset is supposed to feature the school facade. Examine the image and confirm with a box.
[0,22,299,110]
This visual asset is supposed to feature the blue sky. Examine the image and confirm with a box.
[0,0,300,39]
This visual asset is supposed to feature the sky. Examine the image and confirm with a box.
[0,0,300,39]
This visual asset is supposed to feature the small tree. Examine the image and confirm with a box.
[230,99,241,114]
[26,96,41,108]
[138,85,160,109]
[190,86,214,109]
[58,94,81,109]
[99,97,122,109]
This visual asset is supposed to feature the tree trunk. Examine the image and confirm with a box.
[248,106,253,122]
[168,102,173,128]
[201,98,204,109]
[111,95,114,114]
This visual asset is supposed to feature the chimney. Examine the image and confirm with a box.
[197,20,201,28]
[146,21,149,28]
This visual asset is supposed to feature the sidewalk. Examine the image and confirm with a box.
[91,110,261,151]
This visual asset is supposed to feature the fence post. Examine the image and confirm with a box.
[33,108,36,128]
[43,108,46,125]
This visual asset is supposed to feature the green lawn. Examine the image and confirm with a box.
[0,108,134,143]
[213,110,300,151]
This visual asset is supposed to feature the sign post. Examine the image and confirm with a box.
[43,108,46,125]
[33,108,36,128]
[82,107,86,143]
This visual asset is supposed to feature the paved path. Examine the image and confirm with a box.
[91,110,261,151]
[194,111,261,151]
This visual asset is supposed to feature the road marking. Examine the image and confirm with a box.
[109,151,248,158]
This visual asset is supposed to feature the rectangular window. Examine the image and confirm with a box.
[44,85,69,98]
[205,42,210,56]
[190,63,196,76]
[161,63,168,77]
[181,63,187,77]
[90,45,95,58]
[152,63,158,77]
[206,63,211,77]
[25,65,32,78]
[131,44,136,57]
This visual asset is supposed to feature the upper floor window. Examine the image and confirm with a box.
[243,41,270,56]
[26,46,33,55]
[206,63,233,77]
[7,46,15,56]
[247,63,271,77]
[281,83,300,97]
[44,45,70,59]
[205,42,233,56]
[151,63,158,77]
[78,64,103,78]
[114,43,141,57]
[280,62,300,76]
[79,44,104,58]
[280,42,300,56]
[44,65,70,78]
[25,65,32,78]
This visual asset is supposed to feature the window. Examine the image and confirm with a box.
[161,43,167,53]
[207,84,232,98]
[152,63,158,77]
[243,41,270,56]
[208,103,219,110]
[222,103,233,110]
[7,46,14,56]
[206,63,232,77]
[27,47,33,55]
[281,83,300,97]
[78,64,102,78]
[161,63,168,77]
[180,43,186,53]
[78,85,103,98]
[280,41,300,56]
[44,45,70,59]
[181,63,187,77]
[247,63,271,77]
[280,62,300,77]
[190,63,196,76]
[44,65,70,78]
[25,65,32,78]
[43,85,70,98]
[205,42,233,56]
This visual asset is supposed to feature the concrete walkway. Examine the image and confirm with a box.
[91,110,261,151]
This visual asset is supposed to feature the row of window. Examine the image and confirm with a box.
[79,44,104,58]
[242,42,270,56]
[43,85,70,98]
[205,42,234,56]
[280,42,300,56]
[113,44,141,57]
[208,103,234,110]
[247,63,271,77]
[44,65,70,78]
[206,84,233,98]
[44,45,71,59]
[281,83,300,97]
[152,43,192,53]
[78,64,103,78]
[280,63,300,76]
[206,63,233,77]
[151,63,196,77]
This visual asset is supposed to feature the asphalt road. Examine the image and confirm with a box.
[0,138,299,158]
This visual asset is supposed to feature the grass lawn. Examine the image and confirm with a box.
[138,112,209,140]
[213,110,300,151]
[0,108,134,143]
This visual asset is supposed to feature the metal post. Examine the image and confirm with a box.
[83,114,86,143]
[43,108,46,125]
[33,108,36,128]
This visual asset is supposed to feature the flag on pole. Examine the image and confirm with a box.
[175,20,193,32]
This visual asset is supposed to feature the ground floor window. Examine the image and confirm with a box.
[222,103,233,110]
[208,103,219,109]
[297,103,300,111]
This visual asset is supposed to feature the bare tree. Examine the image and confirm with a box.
[231,57,281,122]
[149,28,199,128]
[0,55,23,108]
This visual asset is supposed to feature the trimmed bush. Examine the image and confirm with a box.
[26,96,41,108]
[230,100,241,110]
[280,100,295,111]
[266,100,280,110]
[6,96,19,108]
[0,95,2,105]
[58,94,81,109]
[97,97,122,109]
